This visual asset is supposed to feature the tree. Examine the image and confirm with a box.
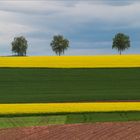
[11,36,28,56]
[50,35,69,56]
[112,33,130,55]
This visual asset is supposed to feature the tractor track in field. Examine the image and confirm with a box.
[0,122,140,140]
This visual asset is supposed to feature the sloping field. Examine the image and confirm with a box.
[0,55,140,68]
[1,122,140,140]
[0,68,140,103]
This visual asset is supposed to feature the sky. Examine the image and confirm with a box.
[0,0,140,56]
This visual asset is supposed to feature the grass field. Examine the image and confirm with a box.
[0,68,140,103]
[1,112,140,128]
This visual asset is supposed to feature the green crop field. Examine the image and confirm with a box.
[1,112,140,128]
[0,68,140,103]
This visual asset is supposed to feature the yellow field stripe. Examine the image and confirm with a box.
[0,102,140,114]
[0,55,140,68]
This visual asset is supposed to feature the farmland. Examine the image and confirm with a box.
[1,102,140,114]
[0,68,140,103]
[0,55,140,135]
[0,55,140,68]
[1,112,140,128]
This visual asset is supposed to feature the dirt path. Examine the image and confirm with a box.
[0,122,140,140]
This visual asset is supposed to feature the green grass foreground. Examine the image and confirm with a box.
[1,112,140,128]
[0,68,140,103]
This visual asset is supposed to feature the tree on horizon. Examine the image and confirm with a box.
[11,36,28,56]
[112,33,130,55]
[50,35,69,56]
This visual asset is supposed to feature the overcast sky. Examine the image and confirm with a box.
[0,0,140,56]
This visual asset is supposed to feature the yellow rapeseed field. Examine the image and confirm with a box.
[0,55,140,68]
[0,102,140,114]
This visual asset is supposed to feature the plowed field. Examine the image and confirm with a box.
[0,122,140,140]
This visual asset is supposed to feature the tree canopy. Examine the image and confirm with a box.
[112,33,130,55]
[50,35,69,56]
[11,36,28,56]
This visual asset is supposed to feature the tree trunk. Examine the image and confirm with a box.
[120,51,121,55]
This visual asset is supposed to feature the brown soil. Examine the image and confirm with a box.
[0,122,140,140]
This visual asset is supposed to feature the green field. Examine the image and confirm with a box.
[1,112,140,128]
[0,68,140,103]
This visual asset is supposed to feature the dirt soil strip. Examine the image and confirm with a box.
[0,122,140,140]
